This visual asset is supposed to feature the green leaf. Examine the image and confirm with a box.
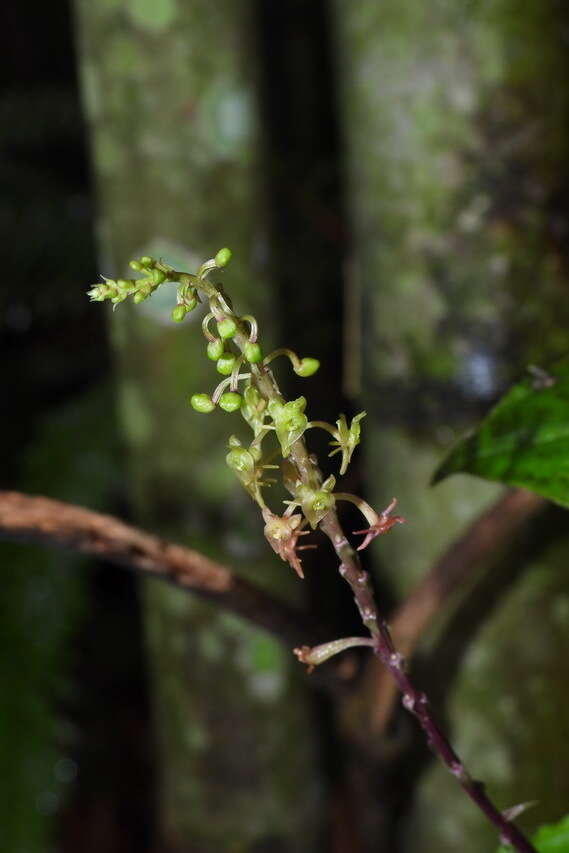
[433,359,569,508]
[496,813,569,852]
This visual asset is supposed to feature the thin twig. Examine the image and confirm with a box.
[0,491,310,646]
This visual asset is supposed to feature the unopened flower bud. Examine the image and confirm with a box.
[216,353,237,375]
[226,446,256,484]
[219,392,243,412]
[294,357,320,377]
[140,256,154,268]
[129,259,143,271]
[190,393,215,413]
[207,339,224,360]
[184,295,198,312]
[133,287,151,304]
[244,342,263,363]
[215,247,232,268]
[217,318,237,340]
[152,269,166,285]
[172,305,187,322]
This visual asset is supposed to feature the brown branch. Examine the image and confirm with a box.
[358,488,545,734]
[0,490,311,646]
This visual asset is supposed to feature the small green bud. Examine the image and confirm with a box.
[226,447,256,486]
[152,269,166,285]
[184,296,198,312]
[140,256,154,268]
[216,353,237,375]
[244,342,263,363]
[207,339,224,360]
[294,357,320,377]
[218,392,243,412]
[215,247,232,268]
[116,279,131,291]
[226,447,252,472]
[217,318,237,339]
[129,260,143,271]
[172,305,187,322]
[133,286,151,304]
[190,393,215,413]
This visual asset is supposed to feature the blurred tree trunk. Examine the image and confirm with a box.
[333,1,569,850]
[73,3,322,851]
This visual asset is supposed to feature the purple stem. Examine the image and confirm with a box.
[319,511,537,853]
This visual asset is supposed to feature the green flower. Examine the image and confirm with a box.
[226,444,257,488]
[268,397,308,457]
[297,476,336,529]
[226,436,273,503]
[329,412,366,475]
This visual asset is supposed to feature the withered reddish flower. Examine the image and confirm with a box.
[262,507,315,578]
[353,497,405,551]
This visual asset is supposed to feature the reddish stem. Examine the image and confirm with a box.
[319,511,537,853]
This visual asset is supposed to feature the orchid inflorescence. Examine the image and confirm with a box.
[88,248,404,660]
[88,252,541,853]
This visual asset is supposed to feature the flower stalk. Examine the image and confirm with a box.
[88,249,537,853]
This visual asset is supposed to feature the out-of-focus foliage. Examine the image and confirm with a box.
[434,359,569,508]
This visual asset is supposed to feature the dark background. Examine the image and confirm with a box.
[3,2,569,852]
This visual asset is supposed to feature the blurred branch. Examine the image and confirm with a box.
[0,490,311,645]
[354,489,545,734]
[420,496,568,711]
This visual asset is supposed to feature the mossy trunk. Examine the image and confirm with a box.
[73,3,322,850]
[333,1,569,850]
